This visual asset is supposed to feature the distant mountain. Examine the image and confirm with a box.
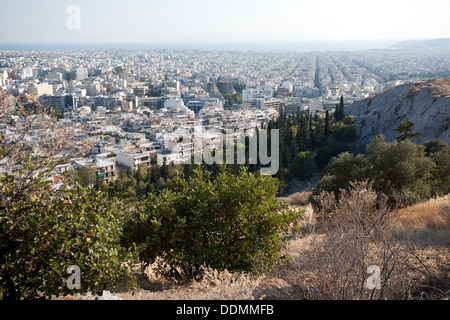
[390,38,450,50]
[347,78,450,153]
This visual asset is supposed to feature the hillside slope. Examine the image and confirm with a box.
[347,77,450,153]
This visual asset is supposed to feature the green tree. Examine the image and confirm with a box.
[331,123,356,143]
[161,159,169,180]
[315,145,333,168]
[424,139,450,196]
[394,121,421,142]
[296,114,308,152]
[136,163,148,183]
[324,110,331,136]
[290,151,317,181]
[367,135,434,203]
[343,115,355,125]
[313,152,372,198]
[314,135,438,205]
[122,168,301,277]
[424,138,448,155]
[150,165,161,184]
[72,166,97,187]
[334,96,345,123]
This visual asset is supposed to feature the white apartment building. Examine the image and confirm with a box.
[116,151,154,171]
[157,150,181,166]
[164,98,185,110]
[28,82,54,97]
[0,70,9,87]
[21,68,34,79]
[74,67,88,80]
[242,89,257,103]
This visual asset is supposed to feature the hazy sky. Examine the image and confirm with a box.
[1,0,450,43]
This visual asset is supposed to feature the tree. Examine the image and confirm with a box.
[367,135,434,204]
[136,163,148,183]
[150,165,161,184]
[424,139,450,196]
[334,96,345,123]
[315,145,333,168]
[161,158,169,180]
[343,115,355,125]
[122,168,301,277]
[290,151,317,181]
[394,121,421,142]
[313,152,372,199]
[424,138,449,155]
[296,114,308,152]
[313,135,438,205]
[324,110,331,136]
[72,166,97,187]
[331,123,356,143]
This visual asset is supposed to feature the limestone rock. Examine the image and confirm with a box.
[347,78,450,153]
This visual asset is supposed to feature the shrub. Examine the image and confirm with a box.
[0,178,138,300]
[343,115,355,125]
[0,94,137,300]
[122,167,301,277]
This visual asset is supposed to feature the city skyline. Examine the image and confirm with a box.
[1,0,450,46]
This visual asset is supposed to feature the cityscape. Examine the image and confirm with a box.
[1,0,449,305]
[1,42,449,183]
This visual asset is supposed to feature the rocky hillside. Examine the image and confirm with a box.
[347,77,450,153]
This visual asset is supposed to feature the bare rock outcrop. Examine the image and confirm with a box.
[347,78,450,153]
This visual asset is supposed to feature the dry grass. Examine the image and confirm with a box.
[391,195,450,246]
[55,266,265,300]
[429,77,450,98]
[406,77,450,98]
[278,192,316,235]
[278,192,312,208]
[115,267,264,300]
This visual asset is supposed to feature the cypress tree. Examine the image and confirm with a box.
[334,96,345,123]
[325,110,330,136]
[297,113,308,152]
[339,96,345,122]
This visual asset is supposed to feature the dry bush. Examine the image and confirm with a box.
[406,247,450,299]
[272,181,418,300]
